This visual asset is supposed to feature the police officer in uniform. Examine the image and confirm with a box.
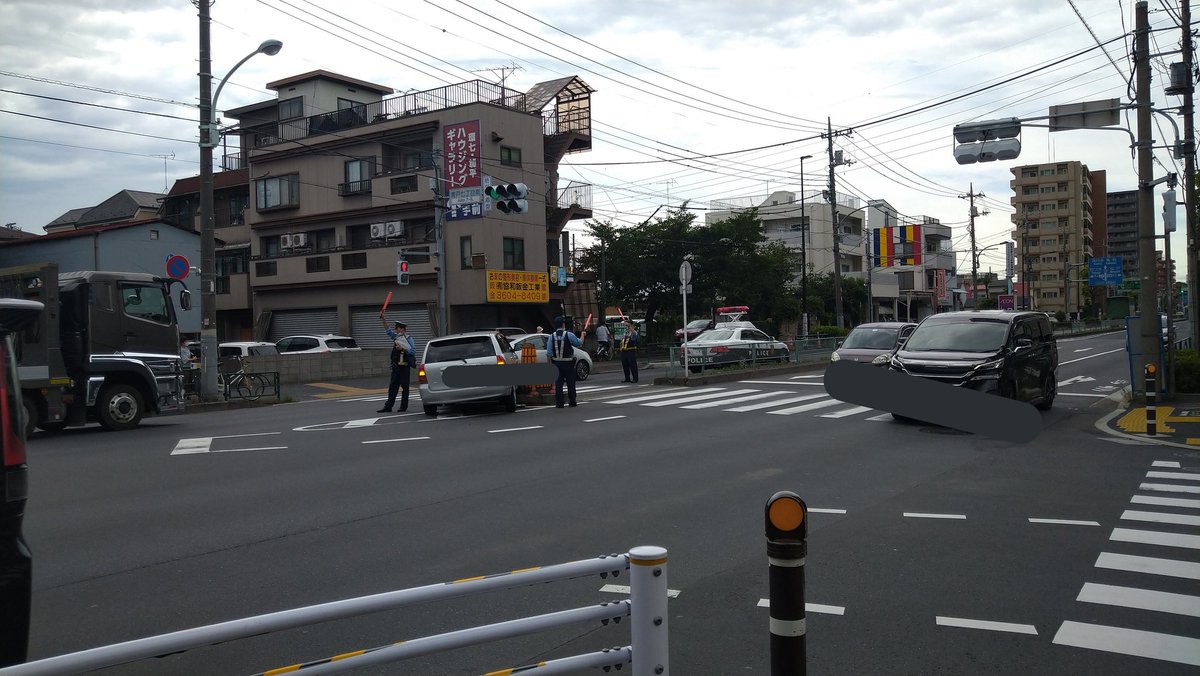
[378,315,416,413]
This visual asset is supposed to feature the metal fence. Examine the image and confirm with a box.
[1,548,670,676]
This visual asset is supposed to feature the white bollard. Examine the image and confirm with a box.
[629,545,669,675]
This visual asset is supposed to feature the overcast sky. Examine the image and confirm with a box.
[0,0,1191,279]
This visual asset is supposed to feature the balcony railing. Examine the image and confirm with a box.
[557,182,592,210]
[221,151,244,171]
[338,179,372,196]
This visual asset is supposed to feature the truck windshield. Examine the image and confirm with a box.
[120,284,171,325]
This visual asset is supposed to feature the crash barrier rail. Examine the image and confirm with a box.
[0,547,670,676]
[666,341,797,378]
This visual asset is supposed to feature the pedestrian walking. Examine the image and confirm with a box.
[619,319,640,383]
[547,315,582,408]
[378,314,416,413]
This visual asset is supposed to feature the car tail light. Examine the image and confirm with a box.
[711,346,731,353]
[418,364,427,384]
[1,343,25,467]
[496,355,506,365]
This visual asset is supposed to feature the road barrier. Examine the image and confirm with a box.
[766,491,808,676]
[0,548,670,676]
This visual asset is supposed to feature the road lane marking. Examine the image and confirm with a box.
[1052,621,1200,666]
[642,389,759,407]
[1099,438,1154,445]
[756,600,845,615]
[1095,552,1200,580]
[575,385,631,393]
[585,415,625,423]
[171,432,283,455]
[935,616,1038,635]
[600,584,680,598]
[487,426,544,434]
[739,380,825,386]
[903,512,967,520]
[1028,518,1101,526]
[791,375,824,379]
[1147,470,1200,481]
[1074,347,1095,352]
[1076,582,1200,617]
[211,446,287,453]
[1140,482,1200,494]
[1120,510,1200,526]
[725,394,829,412]
[808,508,847,514]
[1131,495,1200,509]
[681,391,786,408]
[866,413,893,421]
[766,398,842,415]
[362,437,430,444]
[1153,460,1182,468]
[1059,347,1126,365]
[1111,528,1200,550]
[603,388,716,404]
[819,405,874,418]
[1059,393,1107,398]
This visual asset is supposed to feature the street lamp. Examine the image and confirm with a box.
[198,0,282,400]
[799,154,813,336]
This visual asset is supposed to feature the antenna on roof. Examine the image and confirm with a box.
[151,153,175,192]
[471,61,524,89]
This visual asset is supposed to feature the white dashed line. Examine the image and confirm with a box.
[487,426,544,434]
[585,415,626,423]
[903,512,967,520]
[1028,518,1101,526]
[362,437,430,444]
[935,616,1038,635]
[756,600,845,615]
[808,508,848,514]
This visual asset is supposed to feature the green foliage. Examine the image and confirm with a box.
[1055,311,1067,322]
[976,296,998,310]
[1175,349,1200,393]
[801,272,867,327]
[810,324,849,337]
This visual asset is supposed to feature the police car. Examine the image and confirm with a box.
[679,326,790,372]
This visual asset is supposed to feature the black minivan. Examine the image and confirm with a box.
[887,310,1057,410]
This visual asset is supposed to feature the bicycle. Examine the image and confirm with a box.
[593,342,613,361]
[216,357,271,401]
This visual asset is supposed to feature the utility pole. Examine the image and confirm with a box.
[1136,1,1164,393]
[433,154,448,336]
[1182,0,1198,349]
[197,0,219,401]
[960,184,987,307]
[823,118,853,329]
[799,154,813,336]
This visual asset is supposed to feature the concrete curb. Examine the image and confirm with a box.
[1091,387,1200,449]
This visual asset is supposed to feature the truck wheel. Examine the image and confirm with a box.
[98,384,144,430]
[21,395,38,438]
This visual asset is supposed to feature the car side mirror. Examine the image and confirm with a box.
[1015,337,1033,350]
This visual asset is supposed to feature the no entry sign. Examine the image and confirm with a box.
[166,254,190,280]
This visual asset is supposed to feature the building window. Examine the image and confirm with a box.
[1041,238,1057,246]
[255,261,277,277]
[341,158,374,195]
[460,236,473,269]
[306,256,330,273]
[342,252,367,270]
[503,237,525,270]
[227,194,248,226]
[391,175,417,194]
[500,146,522,167]
[256,174,299,210]
[279,96,303,120]
[348,224,370,249]
[1040,186,1056,194]
[1022,168,1038,178]
[217,252,247,276]
[408,217,436,243]
[1023,187,1038,195]
[262,235,282,258]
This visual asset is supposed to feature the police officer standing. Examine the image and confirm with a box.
[547,315,583,408]
[619,318,640,383]
[378,314,416,413]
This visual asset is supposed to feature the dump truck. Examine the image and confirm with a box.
[0,262,192,434]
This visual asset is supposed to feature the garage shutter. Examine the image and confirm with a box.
[269,308,339,342]
[351,304,435,357]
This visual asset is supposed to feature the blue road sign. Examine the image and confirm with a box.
[1088,256,1123,286]
[166,254,190,280]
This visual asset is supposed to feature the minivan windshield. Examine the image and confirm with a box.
[840,327,900,349]
[903,320,1009,352]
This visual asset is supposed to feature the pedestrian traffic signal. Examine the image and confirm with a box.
[397,259,410,285]
[485,182,529,214]
[1163,189,1177,233]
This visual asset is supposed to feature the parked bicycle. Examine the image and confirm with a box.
[216,357,271,401]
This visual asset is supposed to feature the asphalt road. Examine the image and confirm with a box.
[18,330,1200,675]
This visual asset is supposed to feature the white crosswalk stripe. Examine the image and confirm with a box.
[577,383,893,421]
[642,389,761,407]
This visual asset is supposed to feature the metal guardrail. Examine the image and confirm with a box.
[1,547,671,676]
[666,341,797,377]
[1050,319,1125,336]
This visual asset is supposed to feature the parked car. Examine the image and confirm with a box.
[831,322,917,365]
[219,341,280,358]
[674,319,714,343]
[418,331,519,417]
[0,298,42,667]
[680,327,790,372]
[509,332,594,380]
[275,335,361,354]
[888,310,1057,416]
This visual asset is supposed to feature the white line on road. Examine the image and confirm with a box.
[212,446,287,453]
[1052,621,1200,667]
[866,413,893,421]
[600,584,680,598]
[362,437,430,444]
[1111,527,1200,550]
[1059,393,1108,398]
[1147,470,1200,481]
[681,391,785,409]
[819,405,874,419]
[642,389,760,407]
[603,388,717,404]
[1153,461,1182,468]
[904,512,967,520]
[585,415,626,423]
[1076,582,1200,617]
[766,398,843,415]
[756,600,845,615]
[1074,347,1095,352]
[1120,510,1200,526]
[790,375,824,379]
[724,393,828,412]
[1099,438,1154,445]
[935,616,1038,635]
[172,432,284,455]
[1028,518,1101,526]
[487,426,544,434]
[739,380,825,386]
[1140,482,1200,494]
[1059,347,1126,365]
[1131,494,1200,509]
[808,508,848,514]
[1095,552,1200,580]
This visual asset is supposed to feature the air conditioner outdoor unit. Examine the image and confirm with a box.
[386,221,403,237]
[370,223,386,239]
[292,233,308,247]
[280,233,293,249]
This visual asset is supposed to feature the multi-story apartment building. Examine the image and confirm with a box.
[1010,162,1106,315]
[161,70,594,349]
[1106,189,1139,283]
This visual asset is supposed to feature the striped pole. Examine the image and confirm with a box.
[765,492,808,676]
[1145,363,1157,436]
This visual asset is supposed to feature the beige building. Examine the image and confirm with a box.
[1009,161,1105,316]
[162,71,594,350]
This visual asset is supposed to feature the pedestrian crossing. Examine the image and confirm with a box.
[1051,460,1200,668]
[577,381,893,421]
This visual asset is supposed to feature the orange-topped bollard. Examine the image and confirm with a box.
[766,491,808,675]
[1146,363,1158,436]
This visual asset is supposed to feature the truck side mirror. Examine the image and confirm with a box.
[179,289,192,311]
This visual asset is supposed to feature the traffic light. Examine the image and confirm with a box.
[952,117,1022,165]
[485,182,529,214]
[397,259,410,285]
[1163,189,1177,233]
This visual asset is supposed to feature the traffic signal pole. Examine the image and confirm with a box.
[1182,0,1199,350]
[1136,1,1165,396]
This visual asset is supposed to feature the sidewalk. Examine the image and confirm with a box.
[1100,392,1200,446]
